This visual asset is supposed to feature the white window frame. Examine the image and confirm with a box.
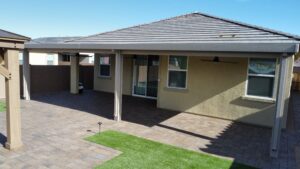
[47,54,55,65]
[244,57,277,100]
[99,56,111,78]
[167,55,188,89]
[19,53,23,65]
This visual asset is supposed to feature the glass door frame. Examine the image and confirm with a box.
[132,55,159,100]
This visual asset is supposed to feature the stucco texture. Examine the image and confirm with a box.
[157,55,293,127]
[93,53,294,127]
[93,54,132,95]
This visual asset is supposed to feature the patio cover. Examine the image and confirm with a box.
[24,12,300,158]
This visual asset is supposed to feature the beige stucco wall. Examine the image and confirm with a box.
[293,52,300,90]
[27,52,59,65]
[93,54,133,95]
[93,53,294,127]
[157,54,293,128]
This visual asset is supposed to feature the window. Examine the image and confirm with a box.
[47,54,54,65]
[99,56,111,77]
[168,56,188,89]
[19,53,23,65]
[62,55,70,62]
[246,58,277,98]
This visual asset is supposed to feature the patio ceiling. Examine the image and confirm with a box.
[25,12,300,54]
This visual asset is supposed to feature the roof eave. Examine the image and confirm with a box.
[0,29,31,41]
[25,42,299,54]
[0,37,30,42]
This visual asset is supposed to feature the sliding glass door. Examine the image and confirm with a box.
[133,56,148,96]
[146,55,159,97]
[133,55,159,99]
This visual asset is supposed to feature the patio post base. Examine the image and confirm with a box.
[5,141,23,150]
[114,116,121,121]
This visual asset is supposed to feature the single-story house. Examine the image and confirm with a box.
[0,37,95,99]
[22,12,300,157]
[0,38,94,99]
[20,37,94,66]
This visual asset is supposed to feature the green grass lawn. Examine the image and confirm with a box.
[0,101,5,112]
[86,130,256,169]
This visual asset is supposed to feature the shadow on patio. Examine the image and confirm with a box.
[0,133,6,147]
[30,90,180,127]
[28,90,296,169]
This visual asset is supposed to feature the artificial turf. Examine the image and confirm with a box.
[86,130,256,169]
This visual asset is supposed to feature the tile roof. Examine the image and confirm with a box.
[25,12,300,53]
[28,37,81,44]
[0,29,30,41]
[68,12,300,44]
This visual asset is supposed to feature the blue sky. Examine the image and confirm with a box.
[1,0,299,38]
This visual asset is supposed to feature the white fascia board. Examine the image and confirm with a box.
[25,42,299,54]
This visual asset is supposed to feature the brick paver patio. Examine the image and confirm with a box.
[0,90,299,169]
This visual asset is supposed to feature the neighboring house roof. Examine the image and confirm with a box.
[0,29,30,41]
[25,12,300,53]
[28,37,81,44]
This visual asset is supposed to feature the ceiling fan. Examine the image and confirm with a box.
[201,56,237,64]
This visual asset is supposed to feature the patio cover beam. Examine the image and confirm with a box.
[0,41,24,49]
[4,49,23,150]
[114,51,123,121]
[0,64,11,79]
[270,53,289,158]
[25,42,299,53]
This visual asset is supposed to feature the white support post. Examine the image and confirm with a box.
[114,51,123,121]
[270,54,289,158]
[70,56,79,94]
[23,49,30,100]
[4,49,23,150]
